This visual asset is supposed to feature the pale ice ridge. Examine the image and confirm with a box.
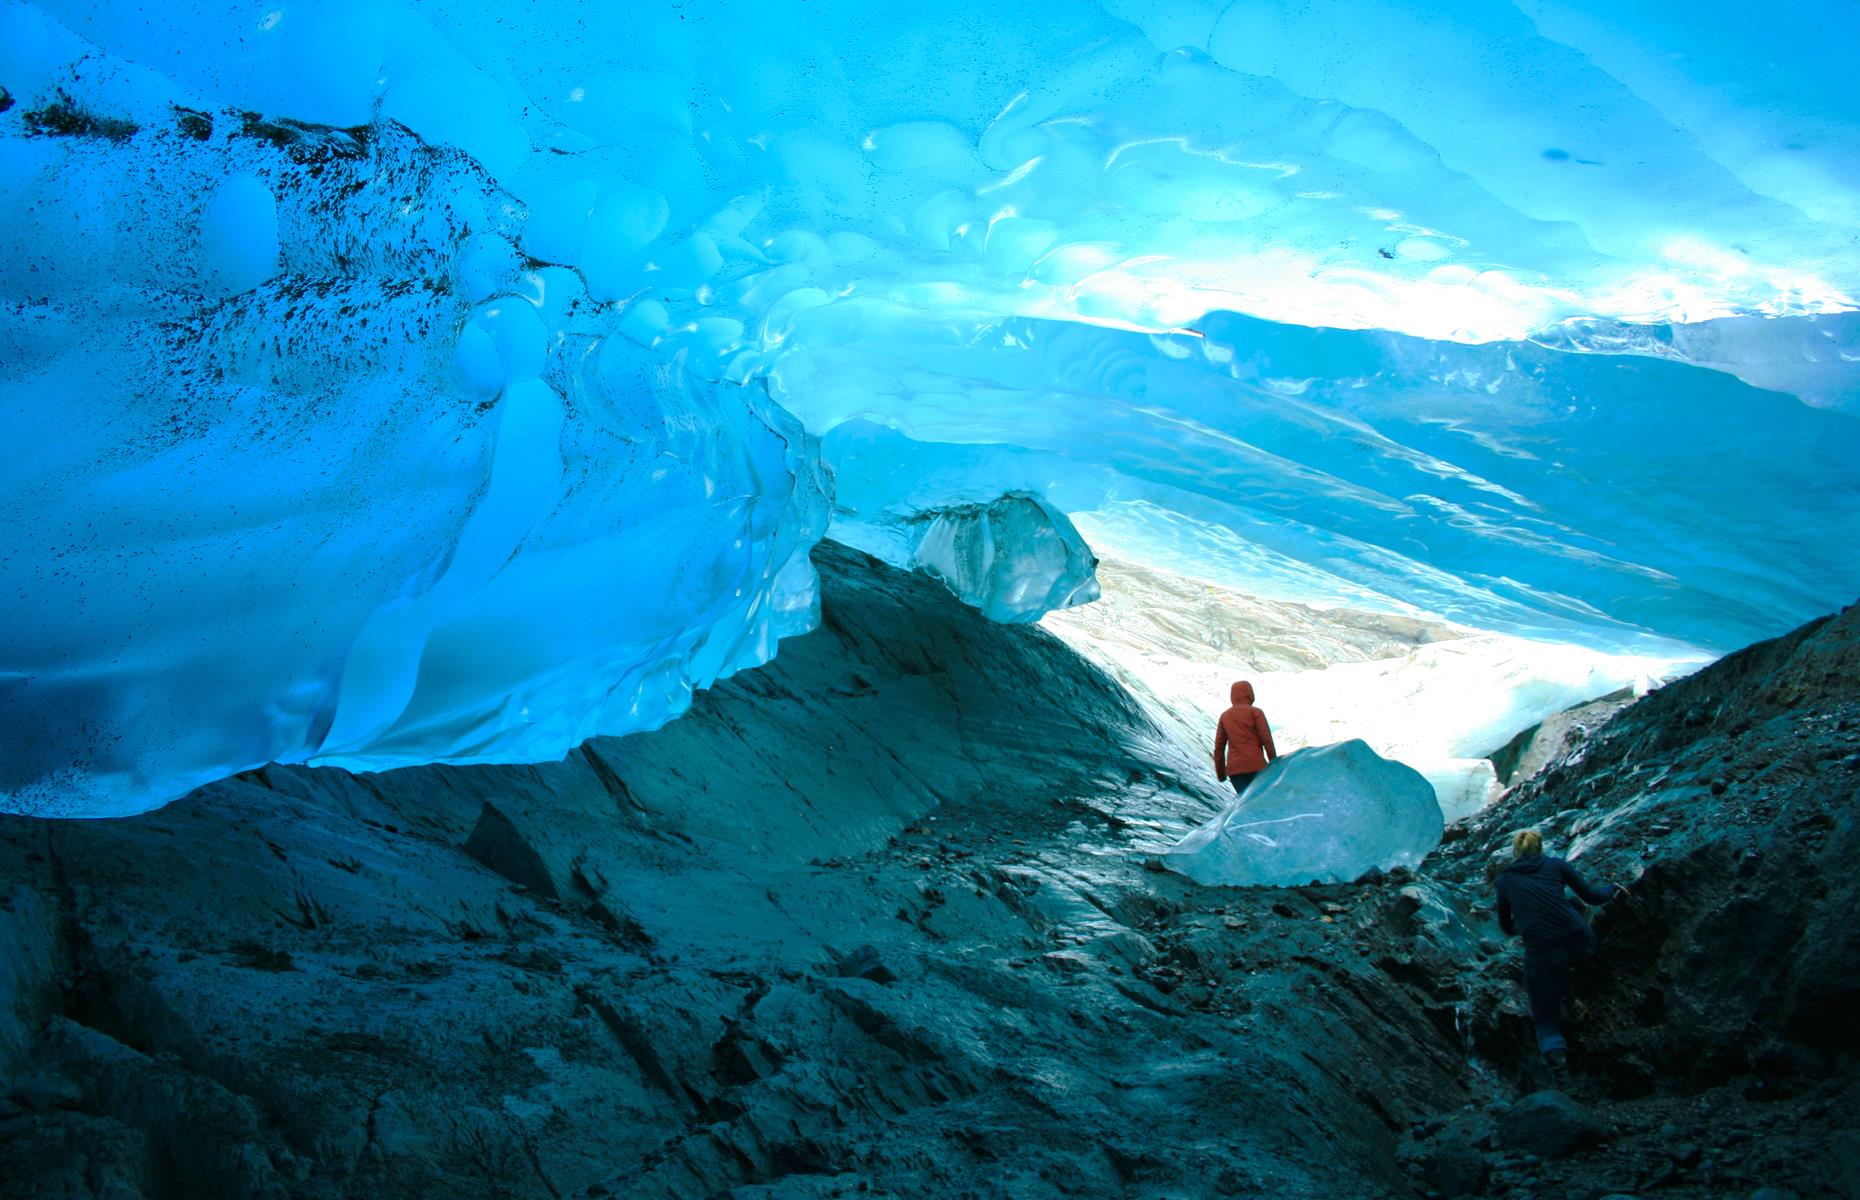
[1531,312,1860,413]
[1162,739,1444,888]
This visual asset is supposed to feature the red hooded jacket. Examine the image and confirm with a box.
[1214,680,1277,778]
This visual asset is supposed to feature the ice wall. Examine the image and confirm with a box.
[0,21,828,817]
[776,310,1860,653]
[4,0,1860,815]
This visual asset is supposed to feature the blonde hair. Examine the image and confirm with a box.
[1513,829,1544,858]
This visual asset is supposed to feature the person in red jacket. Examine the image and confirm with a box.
[1214,680,1277,795]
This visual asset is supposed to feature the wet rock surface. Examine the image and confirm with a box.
[1496,1092,1608,1158]
[0,549,1856,1198]
[1399,600,1860,1200]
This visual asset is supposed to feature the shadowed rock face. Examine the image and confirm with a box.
[1440,602,1860,1075]
[1403,601,1860,1197]
[0,545,1854,1200]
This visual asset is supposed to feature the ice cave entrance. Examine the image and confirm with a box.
[2,0,1855,820]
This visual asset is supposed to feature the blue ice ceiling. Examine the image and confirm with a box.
[3,0,1859,816]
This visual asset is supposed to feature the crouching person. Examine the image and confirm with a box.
[1495,829,1627,1074]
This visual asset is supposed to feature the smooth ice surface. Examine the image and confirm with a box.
[1164,740,1444,887]
[4,0,1860,814]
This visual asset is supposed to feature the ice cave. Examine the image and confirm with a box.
[2,2,1858,1198]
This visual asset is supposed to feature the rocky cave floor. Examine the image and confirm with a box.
[1,546,1856,1200]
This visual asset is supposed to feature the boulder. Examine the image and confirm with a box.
[1423,1132,1490,1196]
[1497,1090,1609,1158]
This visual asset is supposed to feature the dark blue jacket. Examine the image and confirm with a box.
[1496,854,1618,948]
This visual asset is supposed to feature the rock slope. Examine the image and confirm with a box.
[0,543,1467,1200]
[1407,601,1860,1198]
[1,544,1854,1200]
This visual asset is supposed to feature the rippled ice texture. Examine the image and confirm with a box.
[3,0,1860,814]
[0,88,828,817]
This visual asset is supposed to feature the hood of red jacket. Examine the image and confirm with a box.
[1230,680,1254,705]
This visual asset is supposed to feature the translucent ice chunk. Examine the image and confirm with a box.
[1164,740,1443,887]
[833,492,1099,624]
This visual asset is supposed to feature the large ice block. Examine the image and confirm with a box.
[1163,741,1444,887]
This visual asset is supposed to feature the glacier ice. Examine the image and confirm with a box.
[0,105,827,817]
[1529,313,1860,414]
[11,0,1860,338]
[831,491,1099,625]
[1163,740,1444,888]
[775,308,1860,653]
[4,0,1860,815]
[1041,555,1694,826]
